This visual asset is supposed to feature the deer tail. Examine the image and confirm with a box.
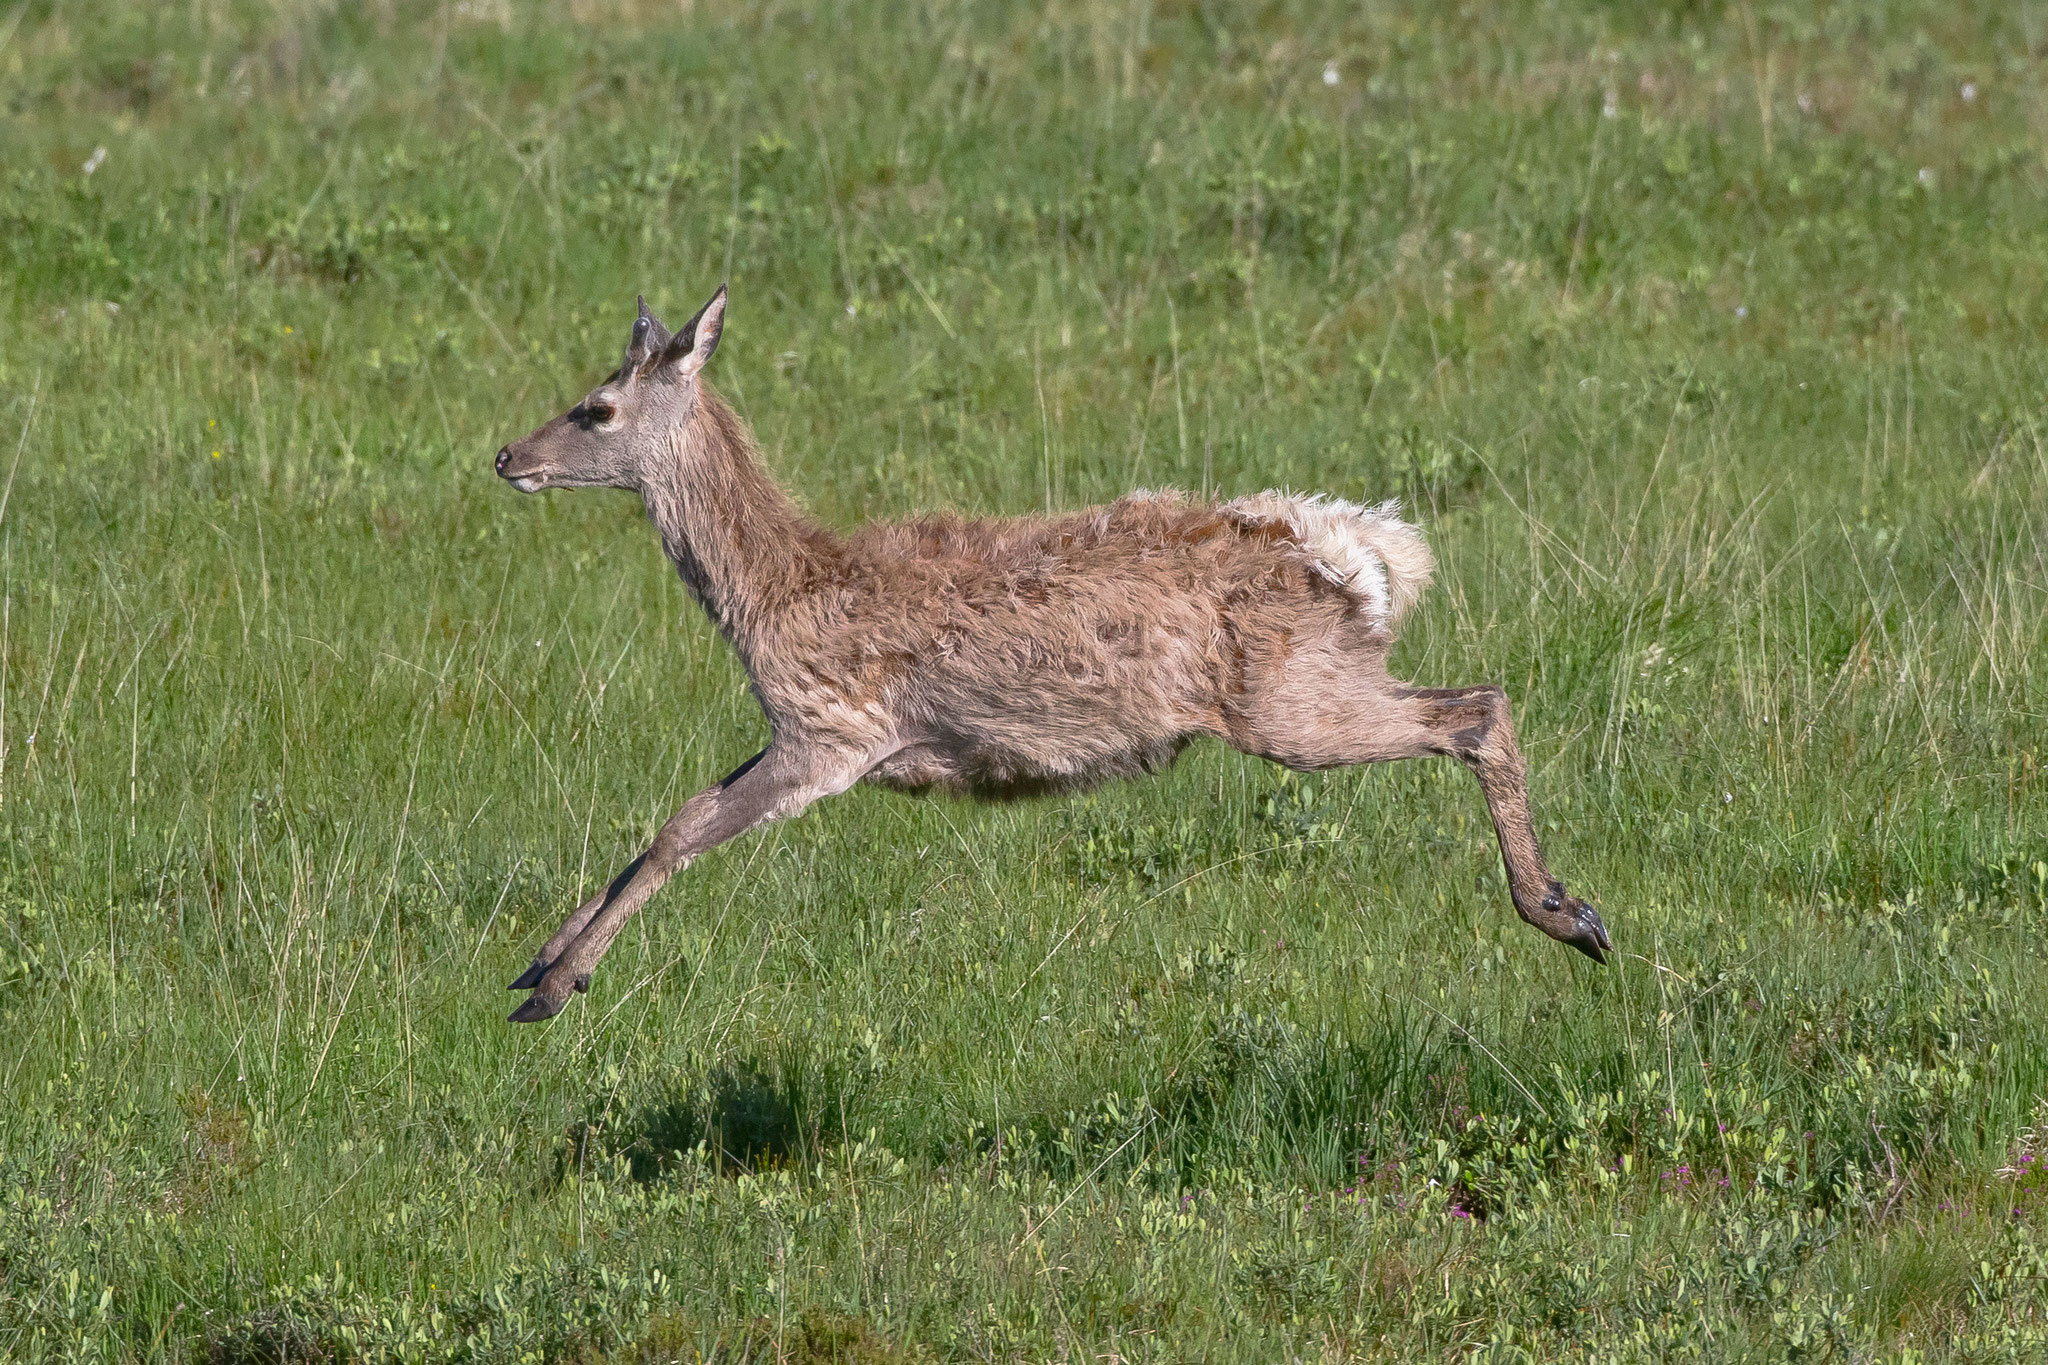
[1355,501,1436,629]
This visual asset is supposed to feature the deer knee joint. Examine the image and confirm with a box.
[1433,686,1506,759]
[650,825,693,871]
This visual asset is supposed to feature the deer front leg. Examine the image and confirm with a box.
[508,750,767,994]
[506,884,617,993]
[508,745,848,1023]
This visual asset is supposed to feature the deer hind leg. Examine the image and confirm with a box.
[1237,673,1612,963]
[508,745,853,1023]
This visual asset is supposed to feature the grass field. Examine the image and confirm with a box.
[4,0,2048,1358]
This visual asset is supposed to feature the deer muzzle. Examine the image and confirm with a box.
[495,444,550,492]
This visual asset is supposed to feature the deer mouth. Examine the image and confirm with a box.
[494,445,553,492]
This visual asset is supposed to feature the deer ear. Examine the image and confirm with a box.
[621,294,671,379]
[662,283,726,378]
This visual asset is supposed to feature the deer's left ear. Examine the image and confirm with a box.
[662,284,726,378]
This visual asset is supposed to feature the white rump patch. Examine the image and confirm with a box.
[1223,492,1436,631]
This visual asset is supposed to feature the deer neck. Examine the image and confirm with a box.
[639,387,829,666]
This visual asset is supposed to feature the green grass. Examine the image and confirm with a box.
[3,0,2048,1358]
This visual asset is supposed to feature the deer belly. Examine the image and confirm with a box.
[862,598,1218,797]
[867,725,1190,801]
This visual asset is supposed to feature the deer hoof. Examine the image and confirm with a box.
[508,959,549,991]
[508,991,567,1024]
[573,973,591,993]
[1562,900,1613,965]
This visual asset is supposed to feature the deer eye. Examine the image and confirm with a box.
[584,401,617,426]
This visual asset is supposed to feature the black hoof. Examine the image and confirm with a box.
[508,959,548,991]
[573,973,590,993]
[1566,901,1613,965]
[508,992,566,1024]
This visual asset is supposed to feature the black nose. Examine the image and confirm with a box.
[495,446,511,473]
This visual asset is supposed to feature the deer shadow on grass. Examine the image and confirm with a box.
[568,1055,843,1182]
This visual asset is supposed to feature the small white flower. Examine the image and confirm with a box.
[1961,82,1977,102]
[82,146,108,175]
[1323,60,1340,87]
[845,302,856,316]
[1918,166,1934,185]
[1796,91,1814,114]
[1602,89,1619,118]
[1734,305,1748,319]
[1723,792,1733,804]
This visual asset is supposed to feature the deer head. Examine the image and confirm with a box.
[495,285,726,492]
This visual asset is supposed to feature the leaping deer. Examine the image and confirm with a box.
[493,286,1611,1023]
